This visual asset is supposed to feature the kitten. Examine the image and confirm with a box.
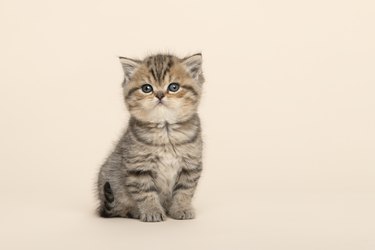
[97,53,204,222]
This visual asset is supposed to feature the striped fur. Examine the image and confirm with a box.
[97,53,204,222]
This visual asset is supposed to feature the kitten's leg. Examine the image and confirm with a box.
[125,169,166,222]
[168,164,202,220]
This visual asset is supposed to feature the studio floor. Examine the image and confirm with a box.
[2,186,374,249]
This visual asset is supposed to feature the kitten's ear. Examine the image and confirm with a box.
[119,57,141,86]
[181,53,202,79]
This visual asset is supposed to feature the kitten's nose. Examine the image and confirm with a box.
[155,91,165,100]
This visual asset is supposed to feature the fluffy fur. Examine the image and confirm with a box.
[97,53,204,222]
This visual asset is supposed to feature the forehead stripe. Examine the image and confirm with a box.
[146,55,174,84]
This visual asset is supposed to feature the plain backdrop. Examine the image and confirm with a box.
[0,0,374,249]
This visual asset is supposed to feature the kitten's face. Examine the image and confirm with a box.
[120,54,204,124]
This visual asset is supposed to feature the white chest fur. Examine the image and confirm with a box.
[154,147,181,196]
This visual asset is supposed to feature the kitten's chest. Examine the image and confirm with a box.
[154,147,181,193]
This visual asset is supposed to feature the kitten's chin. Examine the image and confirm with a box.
[146,109,179,124]
[131,106,192,124]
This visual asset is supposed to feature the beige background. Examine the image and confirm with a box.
[1,0,374,249]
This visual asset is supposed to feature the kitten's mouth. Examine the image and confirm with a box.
[156,100,166,106]
[154,101,166,108]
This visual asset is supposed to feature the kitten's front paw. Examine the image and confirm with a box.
[168,206,195,220]
[139,208,166,222]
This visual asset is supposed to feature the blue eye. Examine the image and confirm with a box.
[141,84,153,93]
[168,83,180,92]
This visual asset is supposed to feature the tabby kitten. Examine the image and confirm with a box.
[97,53,204,222]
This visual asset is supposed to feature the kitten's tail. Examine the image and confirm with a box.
[100,182,115,217]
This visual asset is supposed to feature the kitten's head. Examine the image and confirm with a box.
[119,53,204,124]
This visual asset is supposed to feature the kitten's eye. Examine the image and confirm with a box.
[168,83,180,92]
[141,84,153,93]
